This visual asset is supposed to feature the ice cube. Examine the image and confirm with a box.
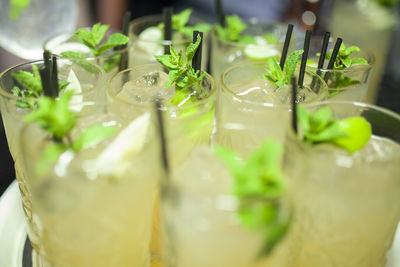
[234,78,277,104]
[117,71,173,103]
[275,85,318,104]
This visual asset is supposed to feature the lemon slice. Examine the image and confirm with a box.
[93,112,151,177]
[64,69,83,112]
[244,36,280,61]
[137,26,164,56]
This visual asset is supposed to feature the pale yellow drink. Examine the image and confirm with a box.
[282,101,400,266]
[20,109,158,267]
[215,62,327,155]
[107,63,217,262]
[0,59,105,252]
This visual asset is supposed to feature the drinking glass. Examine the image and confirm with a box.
[107,63,216,262]
[20,102,159,267]
[283,101,400,266]
[215,62,327,156]
[0,58,105,251]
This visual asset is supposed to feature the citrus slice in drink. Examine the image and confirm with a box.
[244,36,279,61]
[138,26,164,56]
[93,112,151,177]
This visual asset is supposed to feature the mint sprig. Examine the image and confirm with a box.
[155,34,206,106]
[297,106,372,153]
[158,9,211,39]
[215,139,290,256]
[25,90,117,174]
[215,15,255,44]
[323,43,368,70]
[60,23,129,71]
[10,65,69,109]
[261,50,303,87]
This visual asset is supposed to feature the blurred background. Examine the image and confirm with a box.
[0,0,399,194]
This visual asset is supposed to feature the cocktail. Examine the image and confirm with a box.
[20,97,159,267]
[44,23,130,74]
[0,58,105,251]
[282,101,400,266]
[306,37,375,102]
[211,16,290,80]
[215,59,327,156]
[160,131,292,266]
[128,9,210,70]
[107,43,216,259]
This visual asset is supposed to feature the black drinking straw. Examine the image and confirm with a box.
[324,37,343,83]
[215,0,226,27]
[40,51,53,97]
[155,99,169,176]
[279,24,294,70]
[291,76,298,133]
[50,56,59,97]
[311,31,330,90]
[192,31,203,72]
[118,11,132,72]
[298,30,312,88]
[163,7,173,55]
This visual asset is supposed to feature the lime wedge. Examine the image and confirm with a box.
[333,117,372,153]
[64,69,83,112]
[244,36,279,61]
[93,112,151,177]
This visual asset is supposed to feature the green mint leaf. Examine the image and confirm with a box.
[36,143,68,175]
[97,33,129,55]
[155,54,178,70]
[167,69,185,88]
[262,57,284,86]
[25,90,76,139]
[180,23,212,38]
[215,138,289,256]
[345,45,360,55]
[284,50,303,85]
[342,56,352,68]
[297,106,372,153]
[60,51,87,59]
[351,57,368,66]
[172,8,192,32]
[102,54,121,72]
[11,69,42,95]
[91,23,109,46]
[72,125,117,151]
[185,33,201,62]
[215,15,247,42]
[326,72,360,89]
[74,28,97,49]
[9,0,30,20]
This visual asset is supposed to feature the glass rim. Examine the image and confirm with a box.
[129,13,201,46]
[107,62,217,110]
[0,58,104,100]
[211,20,288,48]
[43,29,131,59]
[220,61,328,108]
[302,100,400,121]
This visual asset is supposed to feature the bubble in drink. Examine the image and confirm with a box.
[117,71,173,103]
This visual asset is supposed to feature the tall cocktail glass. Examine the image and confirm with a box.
[283,101,400,266]
[215,62,327,156]
[0,58,105,251]
[20,103,159,267]
[160,133,292,267]
[107,63,216,262]
[306,37,375,102]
